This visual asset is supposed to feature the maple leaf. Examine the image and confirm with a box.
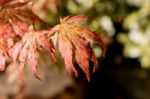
[48,16,106,81]
[0,0,57,80]
[8,26,56,80]
[0,0,49,36]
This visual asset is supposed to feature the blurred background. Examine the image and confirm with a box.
[0,0,150,99]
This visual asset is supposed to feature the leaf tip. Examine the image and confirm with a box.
[87,77,90,82]
[33,71,42,81]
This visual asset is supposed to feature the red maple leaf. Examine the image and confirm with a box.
[48,16,106,81]
[0,0,52,76]
[8,26,56,80]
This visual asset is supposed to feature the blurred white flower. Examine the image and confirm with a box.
[129,29,149,45]
[76,0,95,8]
[99,16,115,36]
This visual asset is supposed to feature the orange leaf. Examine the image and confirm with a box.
[48,16,106,81]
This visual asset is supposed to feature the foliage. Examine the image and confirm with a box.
[0,0,106,81]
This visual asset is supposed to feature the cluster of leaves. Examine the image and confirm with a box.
[0,0,106,81]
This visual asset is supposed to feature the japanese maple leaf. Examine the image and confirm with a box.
[48,16,106,81]
[0,0,48,37]
[8,27,56,80]
[0,0,57,80]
